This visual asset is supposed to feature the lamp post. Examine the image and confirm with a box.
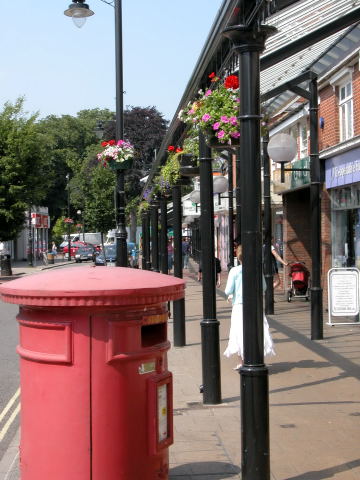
[77,209,85,242]
[64,0,128,267]
[66,174,72,262]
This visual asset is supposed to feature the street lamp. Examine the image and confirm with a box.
[268,133,301,182]
[64,0,94,28]
[213,175,228,195]
[77,209,85,241]
[64,0,128,267]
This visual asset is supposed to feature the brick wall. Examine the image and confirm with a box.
[319,84,338,150]
[321,187,332,308]
[353,64,360,135]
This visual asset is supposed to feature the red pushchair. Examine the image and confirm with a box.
[287,262,310,302]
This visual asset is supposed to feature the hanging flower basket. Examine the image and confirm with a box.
[97,140,134,170]
[178,154,200,177]
[64,218,74,224]
[178,72,241,147]
[204,129,240,150]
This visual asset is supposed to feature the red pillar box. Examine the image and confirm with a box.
[0,266,185,480]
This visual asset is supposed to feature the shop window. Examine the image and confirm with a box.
[331,186,360,268]
[299,124,308,159]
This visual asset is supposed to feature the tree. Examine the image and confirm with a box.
[38,108,114,230]
[103,106,168,241]
[0,98,50,241]
[84,165,115,237]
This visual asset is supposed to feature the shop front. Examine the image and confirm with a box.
[326,146,360,268]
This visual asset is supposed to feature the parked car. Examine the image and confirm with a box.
[75,245,96,263]
[61,241,87,258]
[94,244,117,266]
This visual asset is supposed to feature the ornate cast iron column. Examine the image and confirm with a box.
[172,184,186,346]
[223,15,276,480]
[262,131,274,314]
[199,132,221,405]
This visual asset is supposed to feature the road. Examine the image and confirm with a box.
[0,301,20,463]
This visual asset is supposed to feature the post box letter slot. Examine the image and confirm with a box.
[141,323,166,348]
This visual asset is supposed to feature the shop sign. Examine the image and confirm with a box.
[328,268,360,325]
[325,147,360,188]
[290,157,310,189]
[31,213,49,229]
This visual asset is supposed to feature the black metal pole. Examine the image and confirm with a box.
[67,178,71,262]
[309,77,323,340]
[159,196,168,274]
[141,212,147,270]
[27,208,33,267]
[263,132,274,315]
[145,210,151,270]
[223,22,275,480]
[172,184,186,347]
[199,132,221,405]
[150,199,159,272]
[114,0,127,267]
[235,144,241,243]
[227,150,234,270]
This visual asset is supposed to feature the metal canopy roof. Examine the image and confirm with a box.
[261,0,360,113]
[142,0,360,193]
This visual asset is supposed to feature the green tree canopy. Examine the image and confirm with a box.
[0,98,50,241]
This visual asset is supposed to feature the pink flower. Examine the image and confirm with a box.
[188,109,195,115]
[220,116,229,123]
[230,131,240,138]
[204,89,212,97]
[230,116,238,126]
[213,122,220,130]
[202,114,211,122]
[217,130,225,139]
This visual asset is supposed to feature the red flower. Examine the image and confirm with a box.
[176,147,183,153]
[101,141,108,147]
[167,145,175,152]
[209,71,219,83]
[108,139,116,145]
[224,75,239,90]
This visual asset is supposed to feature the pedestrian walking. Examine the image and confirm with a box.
[269,238,288,289]
[167,238,174,273]
[51,242,57,256]
[223,245,275,370]
[182,237,190,269]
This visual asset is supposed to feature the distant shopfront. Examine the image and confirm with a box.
[326,146,360,268]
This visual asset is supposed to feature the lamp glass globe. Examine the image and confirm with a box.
[189,190,201,204]
[213,175,228,194]
[267,133,297,164]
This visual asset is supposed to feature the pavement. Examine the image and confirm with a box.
[1,259,360,479]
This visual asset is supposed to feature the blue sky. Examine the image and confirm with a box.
[1,1,223,122]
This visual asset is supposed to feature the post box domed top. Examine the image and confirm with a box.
[0,266,185,308]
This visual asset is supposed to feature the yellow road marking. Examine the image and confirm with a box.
[0,388,20,425]
[0,403,20,442]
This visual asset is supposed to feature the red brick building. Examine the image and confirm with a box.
[269,40,360,309]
